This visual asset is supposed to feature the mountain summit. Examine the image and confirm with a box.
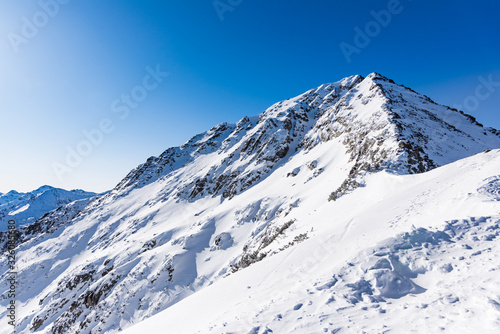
[110,72,498,201]
[1,74,499,334]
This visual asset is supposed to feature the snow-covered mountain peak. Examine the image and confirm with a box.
[0,186,98,230]
[33,185,54,193]
[102,73,500,207]
[1,74,499,334]
[365,71,391,80]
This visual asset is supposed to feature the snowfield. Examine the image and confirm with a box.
[0,73,499,334]
[123,150,500,334]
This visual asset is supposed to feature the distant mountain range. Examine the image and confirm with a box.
[1,73,499,333]
[0,186,98,230]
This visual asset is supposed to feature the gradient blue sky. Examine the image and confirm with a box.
[0,0,499,193]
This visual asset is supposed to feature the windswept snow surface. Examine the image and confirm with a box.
[1,73,499,334]
[124,150,500,334]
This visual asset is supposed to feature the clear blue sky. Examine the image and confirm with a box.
[0,0,499,193]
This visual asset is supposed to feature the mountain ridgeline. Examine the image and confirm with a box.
[109,73,499,202]
[0,186,97,230]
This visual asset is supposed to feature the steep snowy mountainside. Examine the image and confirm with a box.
[108,72,500,204]
[304,73,499,189]
[0,73,499,334]
[0,186,98,230]
[0,196,96,253]
[124,149,500,334]
[105,75,364,202]
[368,73,499,166]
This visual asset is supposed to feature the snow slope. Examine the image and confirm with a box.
[0,186,98,231]
[124,150,500,334]
[0,73,499,334]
